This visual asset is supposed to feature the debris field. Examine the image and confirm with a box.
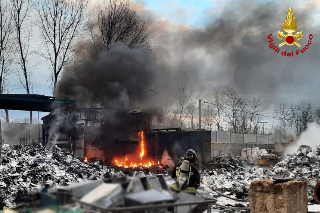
[200,145,320,210]
[0,143,319,212]
[0,144,115,208]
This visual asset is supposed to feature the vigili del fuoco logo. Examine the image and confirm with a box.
[267,7,313,57]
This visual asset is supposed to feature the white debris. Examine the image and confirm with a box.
[201,144,320,209]
[0,144,117,208]
[308,204,320,212]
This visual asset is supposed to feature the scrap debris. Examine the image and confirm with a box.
[206,155,243,170]
[0,143,319,212]
[201,145,320,207]
[0,144,116,208]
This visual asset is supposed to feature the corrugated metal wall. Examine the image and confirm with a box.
[1,122,42,145]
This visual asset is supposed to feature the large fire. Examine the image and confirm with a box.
[113,131,155,168]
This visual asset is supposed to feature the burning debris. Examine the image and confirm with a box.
[112,131,156,168]
[0,144,116,208]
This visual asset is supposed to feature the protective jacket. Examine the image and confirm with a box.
[171,160,201,193]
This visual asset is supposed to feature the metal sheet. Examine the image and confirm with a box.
[126,178,144,193]
[174,192,207,213]
[59,179,103,199]
[147,176,163,191]
[125,190,174,205]
[80,183,121,204]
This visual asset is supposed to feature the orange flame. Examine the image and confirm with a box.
[84,156,88,162]
[112,131,155,168]
[138,131,145,159]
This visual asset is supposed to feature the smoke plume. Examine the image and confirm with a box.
[150,1,319,106]
[57,0,320,118]
[285,122,320,155]
[57,43,161,109]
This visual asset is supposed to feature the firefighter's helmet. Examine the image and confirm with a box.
[184,149,197,162]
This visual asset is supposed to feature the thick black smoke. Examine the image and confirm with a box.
[57,43,162,110]
[57,0,320,119]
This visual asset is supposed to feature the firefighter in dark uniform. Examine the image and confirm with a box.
[171,149,201,194]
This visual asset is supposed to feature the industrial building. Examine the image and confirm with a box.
[0,94,291,165]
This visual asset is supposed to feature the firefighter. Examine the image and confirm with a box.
[171,149,201,194]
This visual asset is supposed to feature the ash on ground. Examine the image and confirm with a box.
[200,145,320,212]
[0,144,117,208]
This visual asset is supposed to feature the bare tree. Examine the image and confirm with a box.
[165,109,180,128]
[276,102,315,135]
[35,0,87,92]
[315,107,320,124]
[175,82,194,129]
[224,87,246,133]
[238,98,250,133]
[211,87,265,133]
[186,95,198,129]
[11,0,33,123]
[202,104,214,130]
[276,103,292,133]
[0,1,13,122]
[247,97,263,133]
[300,102,314,132]
[290,102,314,135]
[212,87,226,131]
[97,0,149,50]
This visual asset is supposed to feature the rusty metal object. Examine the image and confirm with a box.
[257,153,279,166]
[257,159,274,166]
[314,182,320,204]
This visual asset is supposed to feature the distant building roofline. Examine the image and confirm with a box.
[0,94,76,112]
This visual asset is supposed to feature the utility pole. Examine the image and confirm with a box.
[199,99,202,129]
[199,99,213,130]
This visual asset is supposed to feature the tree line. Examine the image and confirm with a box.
[169,85,319,136]
[276,102,318,136]
[0,0,149,122]
[169,86,264,134]
[1,0,318,137]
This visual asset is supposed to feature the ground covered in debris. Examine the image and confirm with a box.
[0,144,116,208]
[199,145,320,212]
[1,143,319,212]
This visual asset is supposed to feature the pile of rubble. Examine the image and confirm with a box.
[201,145,320,205]
[205,155,243,171]
[1,142,319,211]
[0,144,116,208]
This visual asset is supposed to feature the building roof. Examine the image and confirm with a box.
[0,94,76,112]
